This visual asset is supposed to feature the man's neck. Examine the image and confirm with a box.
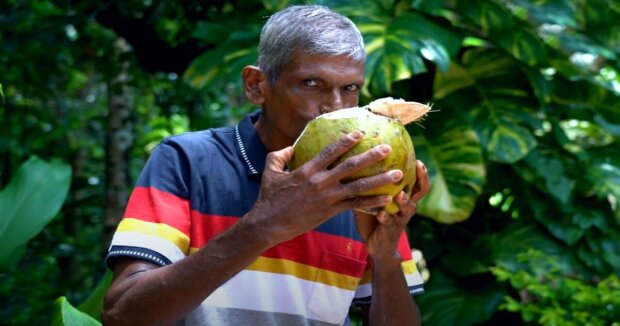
[253,113,294,152]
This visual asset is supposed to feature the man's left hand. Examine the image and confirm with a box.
[354,160,430,259]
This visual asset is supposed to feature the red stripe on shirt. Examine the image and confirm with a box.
[189,211,370,277]
[189,211,239,248]
[124,186,191,237]
[189,211,412,277]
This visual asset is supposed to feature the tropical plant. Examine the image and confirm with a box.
[0,157,72,268]
[1,0,618,325]
[491,249,620,326]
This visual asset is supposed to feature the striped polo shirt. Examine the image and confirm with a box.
[106,110,424,325]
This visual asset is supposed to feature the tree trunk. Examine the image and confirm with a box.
[103,38,134,255]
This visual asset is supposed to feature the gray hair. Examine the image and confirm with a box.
[257,5,366,83]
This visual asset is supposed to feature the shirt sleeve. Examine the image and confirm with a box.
[105,140,192,269]
[352,231,425,305]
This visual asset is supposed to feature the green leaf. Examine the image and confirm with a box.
[436,49,540,163]
[77,271,113,320]
[586,146,620,217]
[261,0,290,11]
[493,223,578,273]
[480,119,538,163]
[495,27,547,66]
[184,25,260,90]
[457,0,516,33]
[511,0,578,28]
[524,150,574,205]
[52,297,101,326]
[413,116,486,223]
[0,83,4,103]
[411,0,444,14]
[191,21,240,43]
[528,194,587,246]
[359,11,461,95]
[0,156,72,268]
[417,269,506,326]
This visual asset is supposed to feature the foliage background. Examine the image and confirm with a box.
[1,0,618,325]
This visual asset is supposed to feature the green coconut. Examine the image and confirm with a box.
[288,107,417,215]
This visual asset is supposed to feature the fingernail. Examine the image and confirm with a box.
[422,162,427,171]
[401,193,409,202]
[380,145,390,154]
[349,131,362,140]
[382,196,392,204]
[390,170,402,181]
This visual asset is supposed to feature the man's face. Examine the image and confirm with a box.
[261,52,365,146]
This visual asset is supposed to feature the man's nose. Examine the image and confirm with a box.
[320,89,344,113]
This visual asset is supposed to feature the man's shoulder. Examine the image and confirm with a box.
[162,126,235,149]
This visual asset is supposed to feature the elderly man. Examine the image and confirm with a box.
[103,4,430,325]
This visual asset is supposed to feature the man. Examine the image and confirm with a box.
[103,5,430,326]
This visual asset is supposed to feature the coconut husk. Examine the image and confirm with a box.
[365,97,431,125]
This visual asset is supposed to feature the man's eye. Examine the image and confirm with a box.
[344,84,360,92]
[303,79,318,87]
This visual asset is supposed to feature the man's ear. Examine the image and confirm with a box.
[242,65,269,105]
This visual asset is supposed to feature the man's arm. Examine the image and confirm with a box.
[357,161,430,326]
[103,132,405,325]
[103,217,273,325]
[363,250,421,326]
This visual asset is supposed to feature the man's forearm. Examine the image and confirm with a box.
[367,254,421,326]
[103,218,273,325]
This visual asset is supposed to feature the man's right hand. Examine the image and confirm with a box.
[243,131,404,246]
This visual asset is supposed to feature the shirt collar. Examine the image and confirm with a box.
[235,110,268,176]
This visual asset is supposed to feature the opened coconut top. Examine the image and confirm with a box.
[316,97,430,125]
[364,97,430,125]
[307,96,430,135]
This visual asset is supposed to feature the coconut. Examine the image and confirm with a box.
[288,104,422,215]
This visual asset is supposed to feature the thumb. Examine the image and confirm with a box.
[265,146,294,172]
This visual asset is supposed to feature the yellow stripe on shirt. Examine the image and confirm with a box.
[117,218,190,253]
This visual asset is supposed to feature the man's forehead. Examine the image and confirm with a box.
[285,54,365,77]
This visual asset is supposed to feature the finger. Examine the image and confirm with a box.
[376,210,391,224]
[342,169,403,196]
[265,146,294,172]
[396,193,417,220]
[396,192,416,216]
[410,160,430,202]
[344,195,392,213]
[306,131,364,172]
[329,144,392,180]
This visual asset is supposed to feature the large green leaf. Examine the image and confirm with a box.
[417,269,506,326]
[435,50,540,163]
[413,116,486,224]
[358,10,461,95]
[462,0,548,65]
[524,182,620,274]
[184,24,260,90]
[586,146,620,221]
[0,156,71,268]
[51,271,112,325]
[510,0,578,28]
[492,223,579,273]
[52,297,100,326]
[260,0,290,11]
[524,150,574,205]
[457,0,516,32]
[551,78,620,136]
[477,116,538,163]
[526,0,620,65]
